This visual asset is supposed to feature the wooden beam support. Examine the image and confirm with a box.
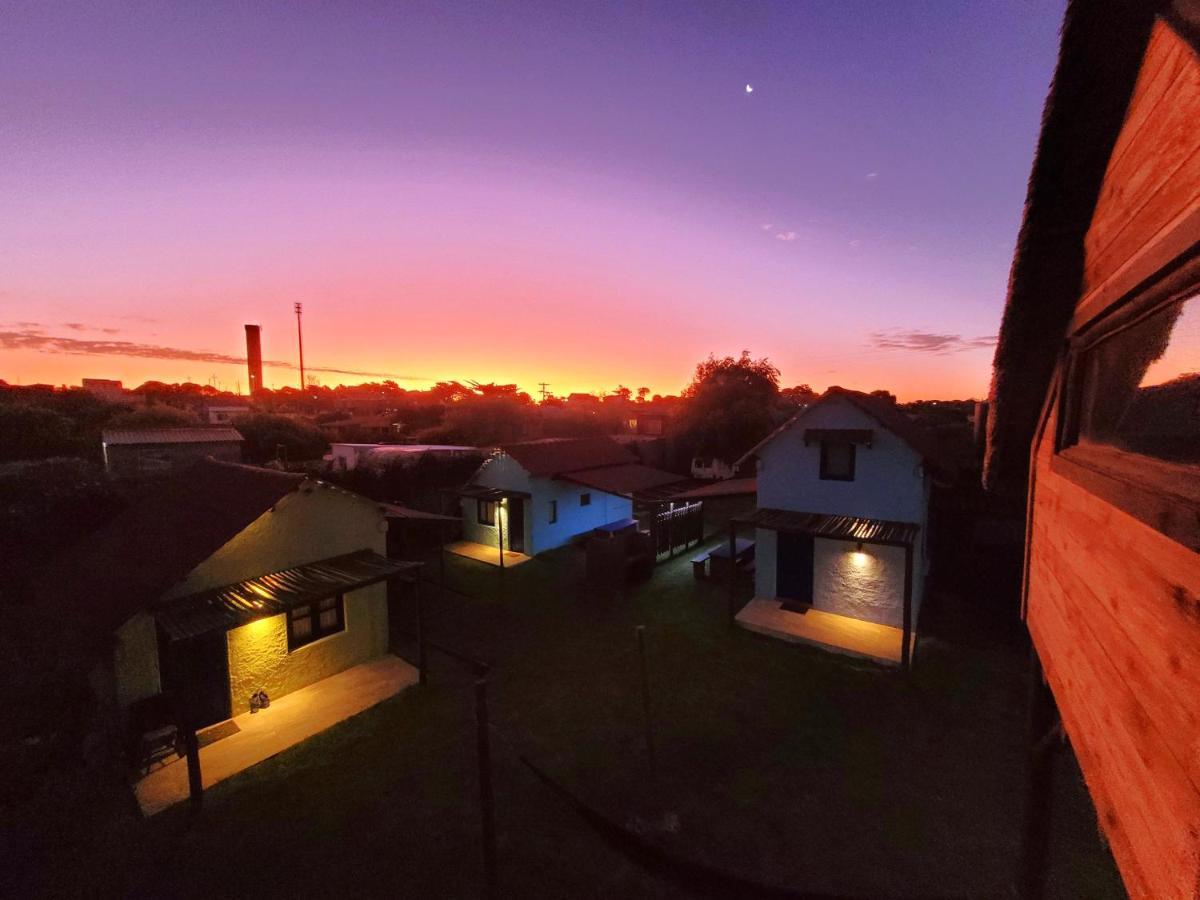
[901,542,914,670]
[184,722,203,816]
[415,576,427,685]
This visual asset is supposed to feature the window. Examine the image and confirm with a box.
[288,594,345,650]
[1066,291,1199,464]
[1058,279,1200,549]
[580,492,591,507]
[548,499,558,523]
[477,499,496,526]
[819,440,856,481]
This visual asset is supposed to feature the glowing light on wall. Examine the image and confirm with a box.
[851,542,869,568]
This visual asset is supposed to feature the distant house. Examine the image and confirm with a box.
[627,404,675,437]
[101,427,244,476]
[732,388,946,665]
[327,442,477,473]
[81,378,126,403]
[202,403,250,425]
[317,413,400,442]
[985,4,1200,896]
[41,460,444,730]
[455,437,686,560]
[690,456,735,481]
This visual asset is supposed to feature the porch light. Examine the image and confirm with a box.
[851,542,868,567]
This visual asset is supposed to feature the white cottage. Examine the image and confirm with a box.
[456,437,685,561]
[732,388,946,666]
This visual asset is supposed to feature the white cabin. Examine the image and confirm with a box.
[734,389,943,665]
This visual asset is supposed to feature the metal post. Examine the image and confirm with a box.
[636,626,657,777]
[475,678,498,898]
[1021,649,1057,900]
[727,520,738,626]
[901,543,914,670]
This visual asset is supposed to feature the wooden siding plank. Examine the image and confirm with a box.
[1028,561,1200,898]
[1032,471,1200,796]
[1029,405,1200,897]
[1089,22,1200,277]
[1090,21,1189,205]
[1084,23,1200,293]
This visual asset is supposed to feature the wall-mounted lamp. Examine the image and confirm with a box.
[851,542,868,568]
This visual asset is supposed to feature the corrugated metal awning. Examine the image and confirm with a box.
[156,550,420,641]
[734,508,918,546]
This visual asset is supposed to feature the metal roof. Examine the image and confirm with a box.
[102,427,244,445]
[733,507,919,547]
[669,477,757,500]
[559,463,687,499]
[498,437,636,477]
[155,549,420,641]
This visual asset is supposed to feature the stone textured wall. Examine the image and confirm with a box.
[225,584,387,715]
[812,538,906,627]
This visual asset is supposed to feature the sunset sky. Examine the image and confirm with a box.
[2,1,1066,400]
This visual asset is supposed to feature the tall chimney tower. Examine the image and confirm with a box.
[245,324,264,396]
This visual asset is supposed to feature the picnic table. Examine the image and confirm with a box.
[705,538,756,581]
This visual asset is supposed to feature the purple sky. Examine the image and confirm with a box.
[1,1,1066,399]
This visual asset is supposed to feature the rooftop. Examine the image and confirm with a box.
[499,437,636,477]
[102,427,244,445]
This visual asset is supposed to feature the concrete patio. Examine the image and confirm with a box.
[445,539,531,568]
[134,654,419,816]
[735,598,912,665]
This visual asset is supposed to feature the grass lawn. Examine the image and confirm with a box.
[17,540,1123,898]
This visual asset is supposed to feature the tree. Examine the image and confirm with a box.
[636,387,650,403]
[611,386,632,403]
[0,457,123,593]
[0,407,76,461]
[780,384,818,407]
[677,351,781,464]
[236,414,328,463]
[105,406,200,429]
[869,389,897,405]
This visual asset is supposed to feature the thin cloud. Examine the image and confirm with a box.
[760,223,774,231]
[0,328,423,380]
[775,231,797,241]
[866,172,878,179]
[868,330,997,355]
[63,322,121,334]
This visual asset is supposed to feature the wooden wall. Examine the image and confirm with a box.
[1027,18,1200,898]
[1082,19,1200,309]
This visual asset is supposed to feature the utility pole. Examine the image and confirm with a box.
[294,302,306,391]
[538,382,550,403]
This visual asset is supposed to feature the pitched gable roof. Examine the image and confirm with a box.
[39,459,304,637]
[498,437,637,477]
[735,388,950,475]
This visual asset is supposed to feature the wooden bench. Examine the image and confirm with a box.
[691,552,710,579]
